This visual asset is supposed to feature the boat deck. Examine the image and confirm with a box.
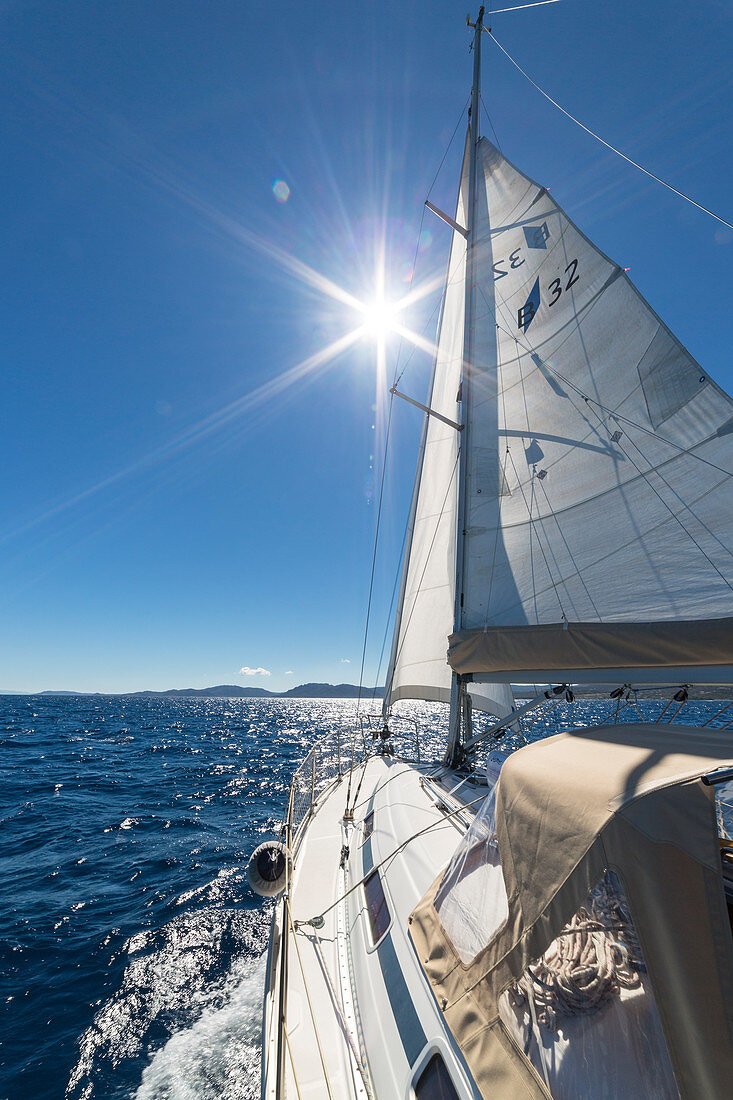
[262,753,486,1098]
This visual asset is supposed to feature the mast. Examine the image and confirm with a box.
[446,6,485,764]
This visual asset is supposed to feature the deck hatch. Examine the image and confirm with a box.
[362,810,374,843]
[363,869,390,944]
[414,1053,460,1098]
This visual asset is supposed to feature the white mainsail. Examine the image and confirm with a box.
[451,138,733,679]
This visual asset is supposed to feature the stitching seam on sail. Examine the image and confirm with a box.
[494,313,733,485]
[484,473,732,622]
[506,447,566,621]
[488,32,733,232]
[511,323,570,621]
[581,402,733,592]
[616,417,733,564]
[535,475,603,620]
[484,447,511,629]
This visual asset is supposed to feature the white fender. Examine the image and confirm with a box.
[247,840,292,898]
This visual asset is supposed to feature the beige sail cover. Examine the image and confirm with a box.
[448,616,733,677]
[410,724,733,1099]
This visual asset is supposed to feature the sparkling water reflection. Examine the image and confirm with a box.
[0,693,730,1098]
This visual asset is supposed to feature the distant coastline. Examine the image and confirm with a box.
[0,682,385,699]
[4,683,731,700]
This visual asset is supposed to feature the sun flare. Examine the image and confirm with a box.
[359,296,398,341]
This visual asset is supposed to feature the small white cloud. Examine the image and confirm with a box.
[340,658,351,663]
[239,666,272,677]
[284,670,294,676]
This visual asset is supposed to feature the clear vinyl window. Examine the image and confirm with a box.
[413,1053,460,1099]
[499,869,678,1098]
[434,784,509,963]
[363,869,390,944]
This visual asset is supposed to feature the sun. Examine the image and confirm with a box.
[359,295,398,341]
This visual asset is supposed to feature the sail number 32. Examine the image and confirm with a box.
[517,259,579,331]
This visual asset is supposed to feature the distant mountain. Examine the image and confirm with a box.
[127,683,384,699]
[38,689,94,696]
[282,683,384,699]
[125,684,276,698]
[4,682,385,699]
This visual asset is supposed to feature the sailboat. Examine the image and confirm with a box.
[252,9,733,1097]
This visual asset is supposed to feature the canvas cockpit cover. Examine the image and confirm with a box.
[410,724,733,1098]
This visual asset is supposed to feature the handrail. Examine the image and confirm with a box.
[285,715,422,842]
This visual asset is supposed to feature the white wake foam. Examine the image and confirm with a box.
[134,951,266,1100]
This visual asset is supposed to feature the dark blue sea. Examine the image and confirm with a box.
[2,693,731,1099]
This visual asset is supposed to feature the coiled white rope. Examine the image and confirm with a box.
[512,882,643,1031]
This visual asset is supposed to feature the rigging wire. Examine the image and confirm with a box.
[356,392,395,712]
[491,0,566,12]
[479,92,503,153]
[702,700,733,728]
[612,415,733,564]
[488,31,733,232]
[426,95,471,204]
[492,288,733,605]
[301,792,488,926]
[392,206,426,388]
[489,315,733,616]
[393,99,471,392]
[505,447,567,620]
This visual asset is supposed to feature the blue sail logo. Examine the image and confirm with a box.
[524,221,550,249]
[518,277,540,332]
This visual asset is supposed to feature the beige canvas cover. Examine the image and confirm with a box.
[448,617,733,677]
[410,724,733,1098]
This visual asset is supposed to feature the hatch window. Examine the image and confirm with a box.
[499,869,678,1099]
[362,810,374,844]
[414,1053,460,1099]
[363,869,390,944]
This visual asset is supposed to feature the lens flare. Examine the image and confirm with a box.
[272,179,290,203]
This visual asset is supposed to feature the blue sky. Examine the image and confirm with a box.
[1,0,732,693]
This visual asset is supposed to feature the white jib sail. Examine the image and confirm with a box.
[384,138,514,716]
[462,138,733,640]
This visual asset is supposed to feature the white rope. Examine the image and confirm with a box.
[489,32,733,231]
[512,884,642,1031]
[289,908,335,1099]
[283,1023,304,1100]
